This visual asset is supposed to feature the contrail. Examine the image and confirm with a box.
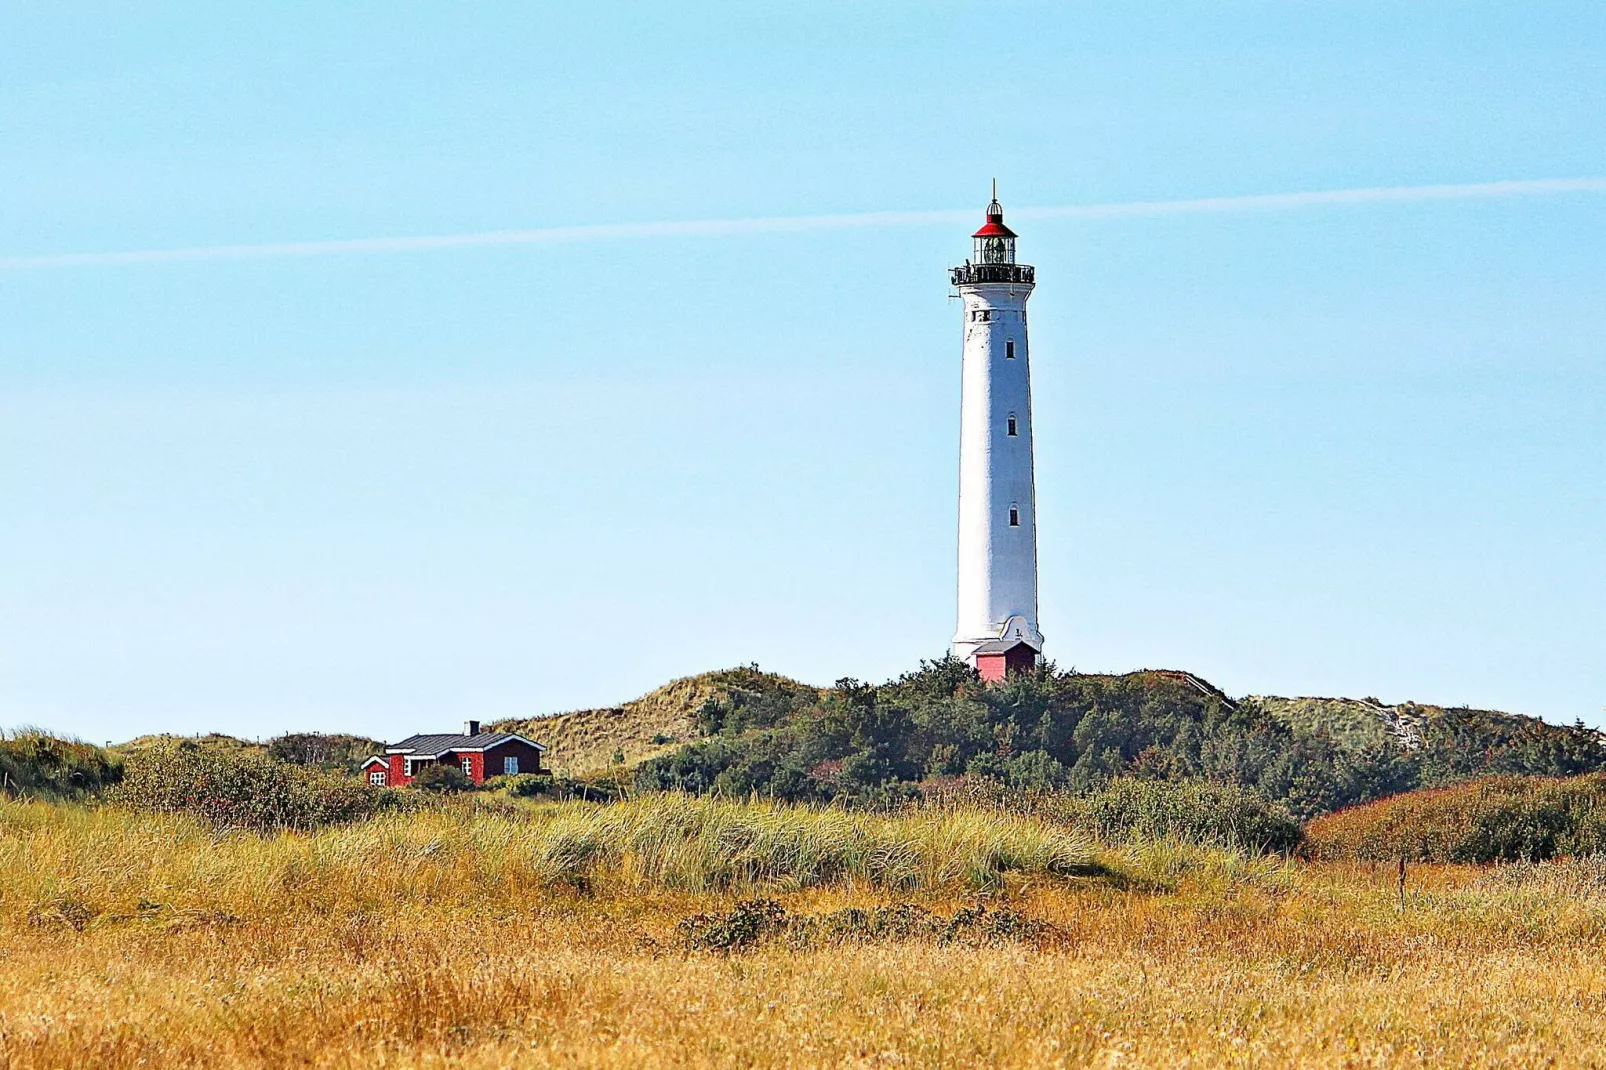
[2,177,1602,271]
[1019,177,1606,221]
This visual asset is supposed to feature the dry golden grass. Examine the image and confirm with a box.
[4,797,1606,1068]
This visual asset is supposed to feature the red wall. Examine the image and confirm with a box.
[976,646,1036,683]
[976,653,1007,682]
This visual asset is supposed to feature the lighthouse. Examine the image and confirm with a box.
[951,186,1043,681]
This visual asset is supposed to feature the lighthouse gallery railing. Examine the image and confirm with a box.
[950,263,1036,286]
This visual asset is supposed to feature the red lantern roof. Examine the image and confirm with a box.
[972,196,1017,238]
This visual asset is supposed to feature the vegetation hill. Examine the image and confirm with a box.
[1251,694,1551,753]
[111,732,384,776]
[114,732,262,758]
[0,729,122,801]
[604,659,1606,820]
[14,662,1596,823]
[491,666,819,776]
[1251,696,1420,751]
[265,732,386,773]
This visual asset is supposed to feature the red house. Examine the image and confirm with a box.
[362,721,548,787]
[970,639,1039,683]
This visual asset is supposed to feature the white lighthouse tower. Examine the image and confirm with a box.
[951,186,1043,681]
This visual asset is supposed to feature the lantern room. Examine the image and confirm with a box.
[950,185,1034,288]
[972,195,1017,265]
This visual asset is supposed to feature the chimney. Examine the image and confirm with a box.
[464,719,481,737]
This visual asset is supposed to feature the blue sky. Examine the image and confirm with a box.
[3,1,1603,742]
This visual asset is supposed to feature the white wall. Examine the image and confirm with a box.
[953,280,1044,658]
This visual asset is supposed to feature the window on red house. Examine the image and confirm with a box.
[368,770,386,786]
[461,757,473,777]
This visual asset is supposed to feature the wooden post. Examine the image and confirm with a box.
[1397,856,1407,911]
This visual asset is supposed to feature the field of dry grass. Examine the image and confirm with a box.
[5,796,1606,1068]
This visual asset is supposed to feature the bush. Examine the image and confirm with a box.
[918,776,1302,853]
[480,773,601,801]
[110,745,394,831]
[675,899,1067,953]
[1005,749,1071,791]
[1303,774,1606,863]
[480,773,548,797]
[1056,778,1304,852]
[411,762,471,794]
[0,730,123,801]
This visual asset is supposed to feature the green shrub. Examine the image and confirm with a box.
[677,898,789,952]
[675,898,1067,953]
[481,773,595,800]
[1005,749,1071,791]
[919,776,1302,853]
[1054,778,1303,852]
[0,730,123,801]
[480,773,547,797]
[1303,774,1606,863]
[110,745,395,831]
[411,762,471,794]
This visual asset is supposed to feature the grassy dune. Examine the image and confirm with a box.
[0,729,122,801]
[5,796,1606,1067]
[492,667,817,776]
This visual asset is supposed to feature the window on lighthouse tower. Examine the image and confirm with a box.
[1006,339,1015,359]
[1007,414,1018,436]
[1009,504,1020,527]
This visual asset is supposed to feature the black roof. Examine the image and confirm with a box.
[387,731,545,756]
[970,638,1038,655]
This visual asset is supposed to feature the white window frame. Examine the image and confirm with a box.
[504,756,519,776]
[369,770,386,786]
[461,757,474,777]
